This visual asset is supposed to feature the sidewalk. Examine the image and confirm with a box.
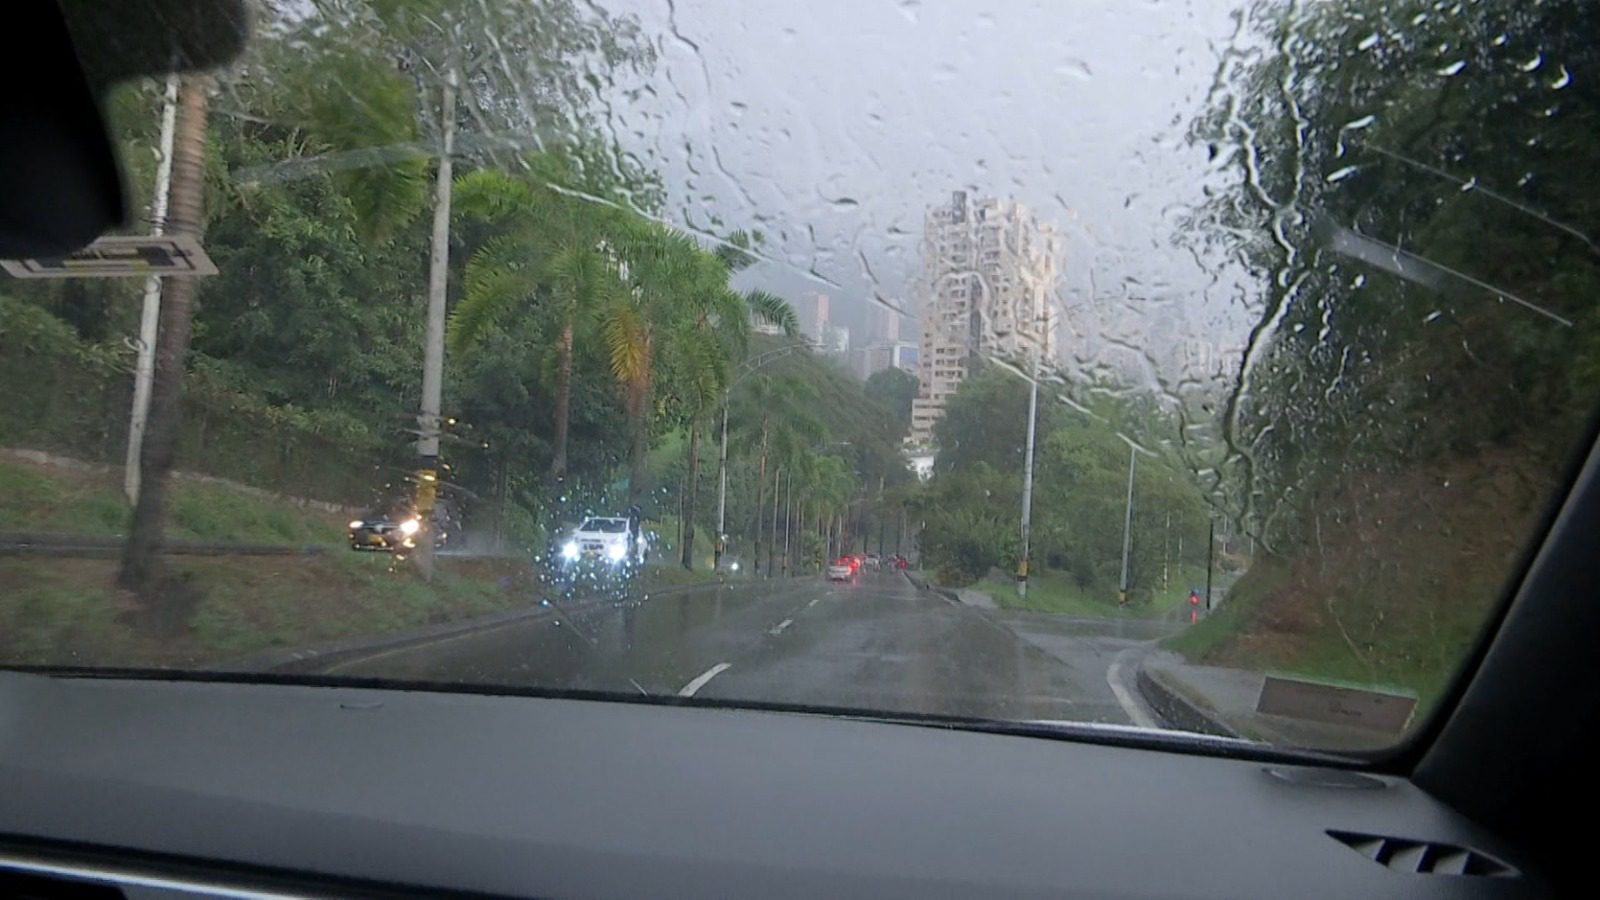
[1137,650,1398,752]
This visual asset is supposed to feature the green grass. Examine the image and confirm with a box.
[979,568,1211,621]
[1163,560,1288,659]
[0,459,537,667]
[1161,557,1473,716]
[0,459,345,546]
[0,551,537,667]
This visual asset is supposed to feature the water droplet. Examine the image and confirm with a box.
[1055,59,1093,81]
[1357,33,1379,51]
[1550,65,1571,89]
[1325,165,1360,183]
[1437,60,1466,76]
[1520,52,1543,72]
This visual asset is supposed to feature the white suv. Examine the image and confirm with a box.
[559,517,646,569]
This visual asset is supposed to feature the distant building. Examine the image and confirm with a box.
[884,307,902,343]
[797,291,831,341]
[751,317,784,336]
[908,190,1061,446]
[905,450,935,482]
[823,323,850,355]
[853,340,920,380]
[891,342,918,372]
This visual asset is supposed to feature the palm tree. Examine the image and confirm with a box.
[600,226,730,502]
[731,374,823,571]
[118,74,212,600]
[449,168,626,479]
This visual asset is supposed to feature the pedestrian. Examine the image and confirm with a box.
[627,503,643,562]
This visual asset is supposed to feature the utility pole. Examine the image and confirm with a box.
[125,76,179,504]
[1017,361,1039,599]
[1204,518,1215,611]
[781,472,793,575]
[715,398,729,570]
[768,465,783,577]
[1162,511,1171,593]
[1117,444,1136,606]
[414,61,457,580]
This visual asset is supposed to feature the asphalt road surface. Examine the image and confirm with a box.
[324,570,1182,725]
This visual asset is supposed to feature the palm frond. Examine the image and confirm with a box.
[600,302,651,390]
[745,289,801,338]
[449,233,536,352]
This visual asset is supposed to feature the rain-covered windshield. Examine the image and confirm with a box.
[3,0,1597,754]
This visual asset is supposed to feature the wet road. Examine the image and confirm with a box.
[325,571,1180,724]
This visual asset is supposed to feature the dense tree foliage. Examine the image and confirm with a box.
[1192,0,1600,545]
[918,367,1210,593]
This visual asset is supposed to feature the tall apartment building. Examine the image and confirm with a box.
[908,191,1061,445]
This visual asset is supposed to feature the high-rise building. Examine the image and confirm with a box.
[796,291,831,341]
[852,340,920,380]
[908,191,1061,446]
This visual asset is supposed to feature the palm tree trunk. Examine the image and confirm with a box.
[680,421,701,569]
[118,75,210,600]
[550,319,573,478]
[627,363,652,503]
[752,423,768,570]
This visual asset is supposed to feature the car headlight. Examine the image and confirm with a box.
[399,518,421,536]
[607,542,628,561]
[348,520,363,530]
[730,561,740,572]
[561,541,579,561]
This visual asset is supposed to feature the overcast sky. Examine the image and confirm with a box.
[598,0,1256,388]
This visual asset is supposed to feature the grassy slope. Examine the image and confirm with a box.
[979,568,1211,621]
[1162,451,1546,710]
[0,457,344,545]
[0,458,538,666]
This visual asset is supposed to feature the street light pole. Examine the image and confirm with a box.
[1118,443,1136,606]
[1204,518,1215,611]
[768,465,783,577]
[1017,360,1039,599]
[715,396,729,570]
[782,470,793,575]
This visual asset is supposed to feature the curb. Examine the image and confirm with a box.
[1135,661,1242,739]
[904,571,961,604]
[220,578,734,675]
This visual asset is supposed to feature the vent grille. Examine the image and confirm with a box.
[1328,830,1517,878]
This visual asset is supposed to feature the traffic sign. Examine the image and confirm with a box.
[2,234,217,279]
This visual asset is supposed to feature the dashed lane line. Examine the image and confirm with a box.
[678,662,732,697]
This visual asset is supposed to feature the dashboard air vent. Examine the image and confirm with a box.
[1328,830,1517,878]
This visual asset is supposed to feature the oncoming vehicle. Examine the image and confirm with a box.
[348,501,454,552]
[558,516,647,571]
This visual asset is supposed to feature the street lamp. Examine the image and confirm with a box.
[1017,357,1039,600]
[1118,443,1136,606]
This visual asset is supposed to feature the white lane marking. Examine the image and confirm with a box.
[1106,647,1159,729]
[678,662,732,697]
[768,617,794,636]
[807,597,821,608]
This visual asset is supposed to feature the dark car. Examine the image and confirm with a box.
[348,501,455,551]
